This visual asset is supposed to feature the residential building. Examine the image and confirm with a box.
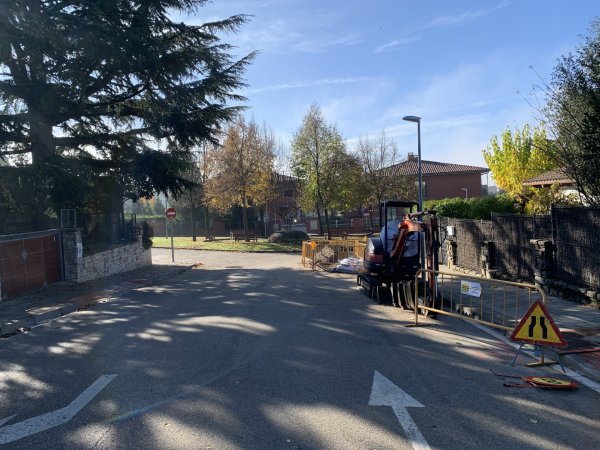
[385,153,490,200]
[522,168,574,189]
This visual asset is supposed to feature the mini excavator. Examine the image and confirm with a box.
[357,200,441,314]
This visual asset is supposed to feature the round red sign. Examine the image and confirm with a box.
[165,207,176,219]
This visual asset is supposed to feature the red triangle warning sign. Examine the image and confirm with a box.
[510,301,567,348]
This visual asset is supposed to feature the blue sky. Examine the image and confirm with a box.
[184,1,598,171]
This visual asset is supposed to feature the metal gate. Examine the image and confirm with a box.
[0,230,62,300]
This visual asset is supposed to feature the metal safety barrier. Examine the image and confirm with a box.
[411,268,548,331]
[301,239,367,269]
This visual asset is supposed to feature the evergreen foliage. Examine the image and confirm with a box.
[141,221,154,249]
[544,18,600,206]
[0,0,254,227]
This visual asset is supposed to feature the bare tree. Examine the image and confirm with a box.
[355,131,416,229]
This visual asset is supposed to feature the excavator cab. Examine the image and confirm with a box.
[359,200,441,314]
[363,200,419,274]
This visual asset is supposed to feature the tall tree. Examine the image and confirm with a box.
[205,116,275,240]
[355,131,416,229]
[0,0,255,225]
[482,124,556,210]
[544,18,600,206]
[291,104,358,239]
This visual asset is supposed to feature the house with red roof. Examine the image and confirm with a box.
[522,168,582,205]
[522,168,574,189]
[386,153,490,200]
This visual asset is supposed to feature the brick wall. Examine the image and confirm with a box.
[425,173,483,200]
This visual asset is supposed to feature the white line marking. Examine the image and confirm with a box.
[0,374,117,444]
[369,370,430,450]
[0,415,16,428]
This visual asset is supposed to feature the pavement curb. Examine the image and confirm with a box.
[560,353,600,383]
[1,264,196,337]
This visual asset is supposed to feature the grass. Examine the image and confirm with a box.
[151,236,302,253]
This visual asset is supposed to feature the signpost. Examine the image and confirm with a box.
[165,208,176,262]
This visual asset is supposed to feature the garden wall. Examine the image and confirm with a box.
[62,228,151,283]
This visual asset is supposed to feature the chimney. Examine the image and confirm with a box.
[407,153,418,162]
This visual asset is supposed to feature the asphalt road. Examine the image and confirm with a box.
[0,249,599,449]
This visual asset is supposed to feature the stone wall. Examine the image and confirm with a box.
[62,229,151,283]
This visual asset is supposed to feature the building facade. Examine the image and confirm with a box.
[388,154,490,200]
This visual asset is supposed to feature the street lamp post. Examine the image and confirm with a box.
[402,116,422,211]
[403,115,426,293]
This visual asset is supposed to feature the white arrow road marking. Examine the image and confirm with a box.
[0,374,117,444]
[369,370,430,450]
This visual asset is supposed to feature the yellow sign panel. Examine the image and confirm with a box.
[509,301,567,348]
[525,377,576,388]
[310,240,317,250]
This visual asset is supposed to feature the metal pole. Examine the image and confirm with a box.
[165,195,169,239]
[417,120,422,211]
[417,121,426,290]
[170,219,175,262]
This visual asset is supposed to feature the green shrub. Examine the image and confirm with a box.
[425,194,517,219]
[268,230,309,244]
[142,221,154,249]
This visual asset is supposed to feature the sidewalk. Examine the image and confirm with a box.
[0,260,195,337]
[2,256,600,384]
[436,268,600,383]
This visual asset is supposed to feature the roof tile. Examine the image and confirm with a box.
[387,159,489,176]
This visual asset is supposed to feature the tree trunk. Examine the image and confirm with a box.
[324,208,331,240]
[30,119,55,165]
[315,202,323,236]
[259,207,265,237]
[242,200,249,242]
[191,205,196,241]
[204,205,211,237]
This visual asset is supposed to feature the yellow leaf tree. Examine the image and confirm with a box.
[482,124,556,210]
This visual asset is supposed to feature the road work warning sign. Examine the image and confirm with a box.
[509,300,567,348]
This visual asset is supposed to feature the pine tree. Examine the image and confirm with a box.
[0,0,255,225]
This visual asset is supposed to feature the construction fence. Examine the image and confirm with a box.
[301,239,367,270]
[414,269,547,332]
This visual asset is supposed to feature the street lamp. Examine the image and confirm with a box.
[402,115,422,211]
[462,188,468,199]
[403,115,426,293]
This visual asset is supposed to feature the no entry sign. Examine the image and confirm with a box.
[165,207,176,219]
